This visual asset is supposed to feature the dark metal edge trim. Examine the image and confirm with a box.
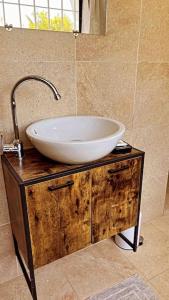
[19,185,37,300]
[13,235,32,291]
[23,152,145,186]
[133,152,145,252]
[116,153,145,252]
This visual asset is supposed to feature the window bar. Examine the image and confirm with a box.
[47,0,50,29]
[1,1,77,11]
[2,0,6,26]
[33,0,37,29]
[74,0,76,30]
[61,0,63,31]
[18,0,22,28]
[0,0,77,31]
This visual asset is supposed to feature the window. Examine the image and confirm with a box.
[0,0,79,32]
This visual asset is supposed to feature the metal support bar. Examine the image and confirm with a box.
[117,154,145,253]
[13,235,37,300]
[13,235,31,291]
[118,233,134,249]
[20,186,38,300]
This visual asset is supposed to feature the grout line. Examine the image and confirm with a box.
[1,59,169,64]
[66,277,81,300]
[148,266,169,282]
[130,122,169,130]
[148,222,169,238]
[76,60,169,64]
[0,222,10,228]
[70,60,136,64]
[0,60,76,64]
[137,61,169,64]
[131,0,143,137]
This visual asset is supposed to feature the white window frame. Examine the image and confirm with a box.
[0,0,79,31]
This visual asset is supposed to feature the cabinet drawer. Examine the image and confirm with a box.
[25,171,91,268]
[91,157,142,243]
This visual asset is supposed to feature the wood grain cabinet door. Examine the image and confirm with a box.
[25,171,91,268]
[91,157,142,243]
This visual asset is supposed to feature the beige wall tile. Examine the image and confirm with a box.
[0,165,9,225]
[133,63,169,128]
[139,0,169,62]
[132,125,169,178]
[76,0,141,63]
[132,124,169,222]
[0,61,76,146]
[0,28,75,63]
[123,129,133,145]
[77,62,136,131]
[141,174,168,223]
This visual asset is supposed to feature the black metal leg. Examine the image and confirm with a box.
[133,221,140,252]
[13,235,37,300]
[117,218,140,252]
[118,156,144,253]
[29,267,37,300]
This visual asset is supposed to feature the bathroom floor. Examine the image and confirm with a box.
[1,215,169,300]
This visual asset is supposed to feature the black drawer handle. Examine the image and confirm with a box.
[48,180,74,191]
[108,165,129,174]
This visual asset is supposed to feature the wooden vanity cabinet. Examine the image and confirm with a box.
[1,147,144,300]
[25,171,91,268]
[91,157,141,243]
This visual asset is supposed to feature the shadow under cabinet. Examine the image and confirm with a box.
[1,147,144,300]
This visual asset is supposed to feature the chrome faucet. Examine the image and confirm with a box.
[1,75,61,159]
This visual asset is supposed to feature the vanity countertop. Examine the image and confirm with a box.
[1,147,144,185]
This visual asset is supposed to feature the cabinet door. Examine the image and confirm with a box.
[91,157,142,243]
[25,171,91,268]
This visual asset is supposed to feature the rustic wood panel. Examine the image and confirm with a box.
[2,162,28,265]
[3,148,143,183]
[25,170,91,268]
[91,157,142,243]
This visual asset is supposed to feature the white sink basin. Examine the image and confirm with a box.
[26,116,125,164]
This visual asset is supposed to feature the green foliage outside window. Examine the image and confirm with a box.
[27,11,73,32]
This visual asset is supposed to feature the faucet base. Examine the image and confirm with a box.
[3,140,24,158]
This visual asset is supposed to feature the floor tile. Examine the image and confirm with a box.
[1,215,169,299]
[0,255,18,284]
[149,269,169,300]
[74,238,138,279]
[60,250,124,299]
[120,223,169,280]
[151,215,169,237]
[0,279,16,300]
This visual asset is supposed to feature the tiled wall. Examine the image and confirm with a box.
[0,0,169,284]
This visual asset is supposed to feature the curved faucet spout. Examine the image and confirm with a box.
[11,75,61,142]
